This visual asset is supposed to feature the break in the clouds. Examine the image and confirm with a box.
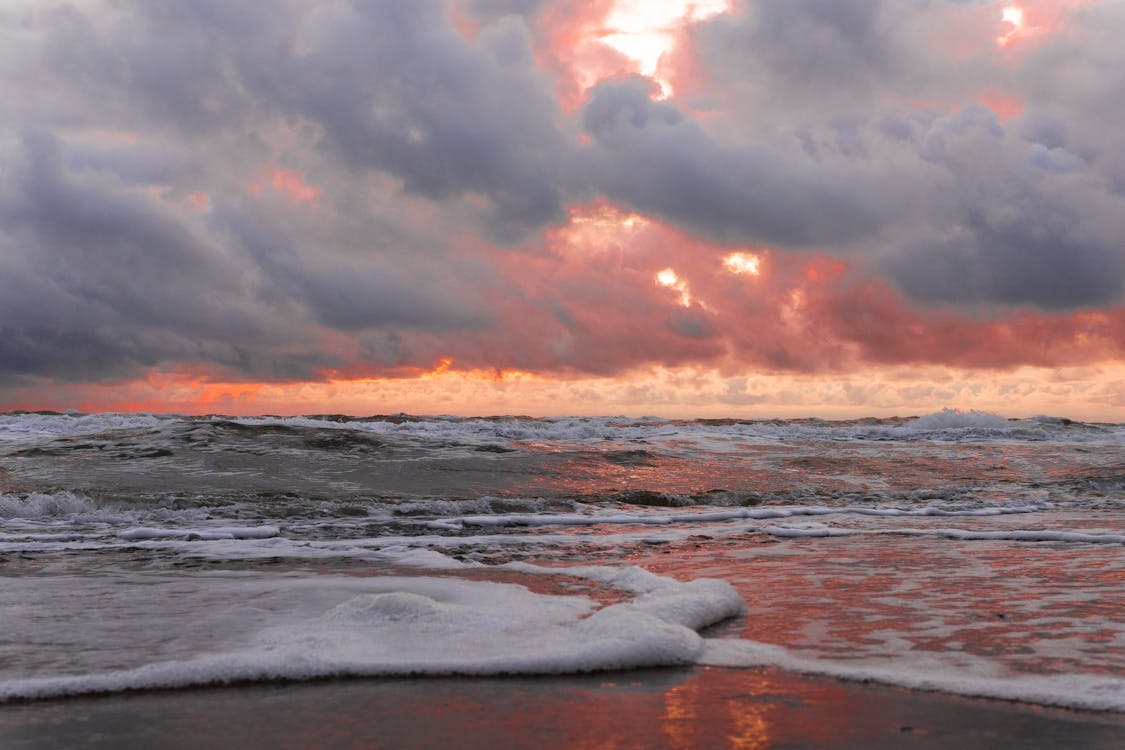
[1,0,1124,412]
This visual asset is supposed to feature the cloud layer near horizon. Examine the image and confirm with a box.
[1,0,1124,411]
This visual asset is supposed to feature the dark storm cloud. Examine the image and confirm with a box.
[1015,2,1125,195]
[0,127,491,383]
[883,104,1125,309]
[0,131,318,382]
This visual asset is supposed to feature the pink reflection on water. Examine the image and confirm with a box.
[502,437,1123,504]
[637,534,1124,679]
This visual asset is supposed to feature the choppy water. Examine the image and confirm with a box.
[0,409,1122,711]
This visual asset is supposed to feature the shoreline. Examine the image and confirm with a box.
[3,666,1123,749]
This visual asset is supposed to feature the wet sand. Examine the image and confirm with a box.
[2,666,1122,749]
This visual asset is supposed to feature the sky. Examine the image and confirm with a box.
[1,0,1124,419]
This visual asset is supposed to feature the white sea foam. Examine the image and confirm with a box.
[700,639,1125,713]
[0,563,744,703]
[901,408,1011,432]
[762,525,857,538]
[884,527,1125,544]
[0,412,165,441]
[758,524,1125,544]
[117,526,280,541]
[435,503,1053,530]
[0,491,99,520]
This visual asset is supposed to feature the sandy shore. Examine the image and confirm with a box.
[2,666,1122,749]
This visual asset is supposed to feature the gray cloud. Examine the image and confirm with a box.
[0,131,321,383]
[697,0,921,112]
[681,0,1125,310]
[883,104,1125,309]
[579,77,889,247]
[467,0,550,24]
[215,202,494,333]
[276,1,571,243]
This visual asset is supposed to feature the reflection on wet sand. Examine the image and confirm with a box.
[3,666,1122,750]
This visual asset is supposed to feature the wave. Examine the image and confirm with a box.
[116,526,280,541]
[902,408,1011,432]
[1,410,1120,449]
[0,491,98,519]
[760,524,1125,544]
[0,491,207,525]
[435,502,1054,530]
[0,412,166,441]
[700,640,1125,713]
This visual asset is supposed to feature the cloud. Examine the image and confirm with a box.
[280,2,572,243]
[1,0,1124,403]
[0,130,309,383]
[578,76,900,249]
[882,104,1125,309]
[694,0,922,110]
[670,0,1125,310]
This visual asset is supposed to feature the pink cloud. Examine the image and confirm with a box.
[310,201,1125,381]
[270,167,321,203]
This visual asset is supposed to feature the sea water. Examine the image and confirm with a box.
[0,410,1121,711]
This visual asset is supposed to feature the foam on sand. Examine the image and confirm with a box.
[0,565,745,703]
[700,639,1125,713]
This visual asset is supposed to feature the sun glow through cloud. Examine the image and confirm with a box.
[656,267,693,307]
[723,252,761,276]
[599,0,731,96]
[998,5,1027,46]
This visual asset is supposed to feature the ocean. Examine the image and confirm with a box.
[0,409,1122,740]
